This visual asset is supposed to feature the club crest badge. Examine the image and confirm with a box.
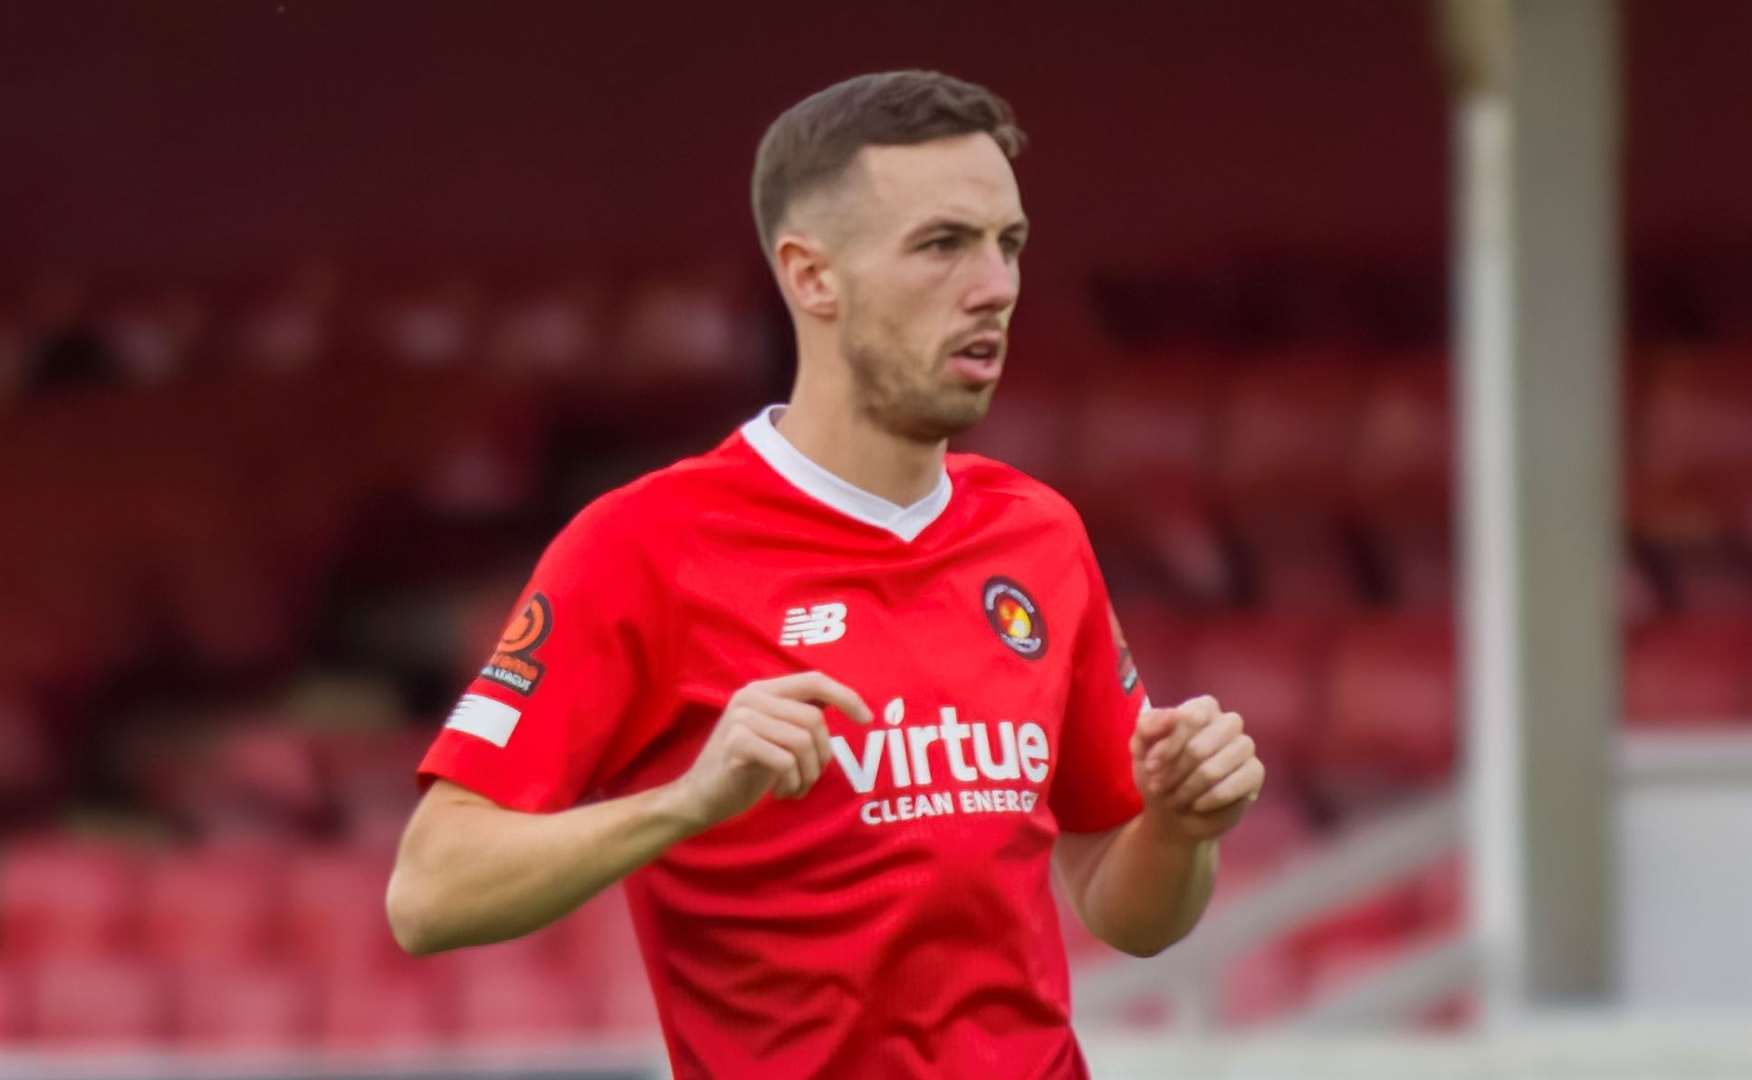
[983,577,1047,660]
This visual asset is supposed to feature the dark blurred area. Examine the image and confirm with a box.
[1,0,1750,1054]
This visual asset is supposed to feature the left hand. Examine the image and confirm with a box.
[1132,695,1265,843]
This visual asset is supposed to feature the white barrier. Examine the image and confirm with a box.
[1082,1015,1752,1080]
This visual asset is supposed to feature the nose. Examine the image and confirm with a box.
[962,241,1019,317]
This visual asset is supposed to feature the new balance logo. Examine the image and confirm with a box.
[781,602,848,646]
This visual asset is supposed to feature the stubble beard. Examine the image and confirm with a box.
[843,322,995,445]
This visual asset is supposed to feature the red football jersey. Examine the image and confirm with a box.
[418,406,1149,1078]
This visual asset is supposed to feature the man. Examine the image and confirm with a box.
[388,70,1265,1078]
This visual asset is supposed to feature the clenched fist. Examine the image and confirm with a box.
[671,671,873,832]
[1131,695,1264,843]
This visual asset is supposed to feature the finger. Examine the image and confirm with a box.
[1147,706,1234,786]
[1166,733,1254,810]
[1148,708,1238,777]
[1178,711,1246,772]
[756,671,873,724]
[1191,757,1266,814]
[745,713,823,794]
[729,727,804,798]
[751,693,834,777]
[1130,708,1177,759]
[1142,716,1198,778]
[1177,694,1221,721]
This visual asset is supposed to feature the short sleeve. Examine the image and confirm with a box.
[416,495,668,812]
[1048,538,1148,834]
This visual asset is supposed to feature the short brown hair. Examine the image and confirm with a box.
[751,70,1026,256]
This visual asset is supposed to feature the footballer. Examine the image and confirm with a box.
[388,69,1265,1079]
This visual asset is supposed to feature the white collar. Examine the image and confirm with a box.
[739,405,953,543]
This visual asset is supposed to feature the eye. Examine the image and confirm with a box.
[922,234,961,253]
[1000,234,1026,259]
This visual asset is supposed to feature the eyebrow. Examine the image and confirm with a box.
[904,216,1031,245]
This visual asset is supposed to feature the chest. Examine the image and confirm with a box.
[643,525,1092,860]
[674,525,1086,739]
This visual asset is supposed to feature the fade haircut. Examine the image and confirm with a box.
[751,70,1026,257]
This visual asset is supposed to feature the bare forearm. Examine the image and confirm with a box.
[1069,814,1219,957]
[386,781,699,955]
[388,674,872,956]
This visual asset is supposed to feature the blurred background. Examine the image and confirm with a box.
[2,1,1750,1077]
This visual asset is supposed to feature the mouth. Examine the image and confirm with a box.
[946,333,1005,386]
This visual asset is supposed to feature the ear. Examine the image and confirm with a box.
[773,231,838,320]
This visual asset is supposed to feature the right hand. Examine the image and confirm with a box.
[670,671,873,831]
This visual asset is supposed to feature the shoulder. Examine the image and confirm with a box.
[545,435,753,567]
[947,451,1088,532]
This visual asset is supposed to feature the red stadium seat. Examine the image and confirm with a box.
[452,964,598,1044]
[1318,614,1457,799]
[1657,543,1752,615]
[342,370,550,518]
[1183,615,1328,775]
[1130,499,1237,608]
[551,885,643,975]
[0,839,142,961]
[1350,355,1451,528]
[210,725,331,828]
[1373,534,1660,624]
[207,374,375,582]
[549,886,658,1030]
[1290,881,1425,996]
[1108,598,1203,710]
[1370,526,1453,611]
[1220,938,1310,1026]
[1635,346,1752,541]
[370,278,484,370]
[1353,358,1458,606]
[1412,851,1466,934]
[437,921,568,983]
[142,845,286,965]
[614,272,756,386]
[952,377,1084,494]
[1214,351,1366,517]
[0,386,306,686]
[1204,791,1318,877]
[0,968,22,1039]
[446,574,534,687]
[140,724,329,840]
[1216,353,1374,615]
[1624,615,1752,725]
[0,318,26,410]
[97,288,208,388]
[1238,523,1369,615]
[1303,928,1435,1002]
[596,972,661,1032]
[0,405,154,692]
[28,957,170,1045]
[156,528,295,673]
[483,282,604,383]
[230,285,333,376]
[96,390,295,672]
[0,696,63,811]
[1070,359,1217,524]
[174,963,316,1048]
[316,727,430,848]
[1053,877,1112,966]
[1622,556,1665,628]
[315,967,447,1049]
[283,846,404,975]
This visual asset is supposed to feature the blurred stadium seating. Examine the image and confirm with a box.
[4,251,1751,1054]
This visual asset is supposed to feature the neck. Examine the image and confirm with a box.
[774,368,946,509]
